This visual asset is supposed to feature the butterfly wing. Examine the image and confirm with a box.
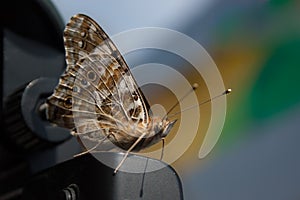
[64,14,111,70]
[73,52,152,149]
[46,14,152,150]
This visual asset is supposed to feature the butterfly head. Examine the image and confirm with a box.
[153,117,177,138]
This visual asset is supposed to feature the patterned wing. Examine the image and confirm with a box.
[46,14,152,149]
[72,52,152,149]
[64,14,109,70]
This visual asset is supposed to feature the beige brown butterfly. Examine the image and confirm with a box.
[45,14,177,173]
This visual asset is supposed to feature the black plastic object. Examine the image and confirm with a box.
[0,1,67,199]
[22,152,184,200]
[1,0,66,153]
[4,77,70,151]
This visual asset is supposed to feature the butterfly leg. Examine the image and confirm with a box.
[114,132,147,174]
[74,139,102,157]
[159,138,165,160]
[74,134,109,157]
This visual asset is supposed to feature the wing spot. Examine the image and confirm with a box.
[132,118,138,122]
[78,40,85,48]
[132,91,138,101]
[111,50,119,59]
[81,31,86,37]
[87,71,96,81]
[81,79,87,86]
[73,86,79,93]
[129,106,142,118]
[64,96,73,109]
[129,108,134,116]
[134,106,142,118]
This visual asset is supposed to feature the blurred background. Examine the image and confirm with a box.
[2,0,300,199]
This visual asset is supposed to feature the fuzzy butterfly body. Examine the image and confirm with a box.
[46,14,176,153]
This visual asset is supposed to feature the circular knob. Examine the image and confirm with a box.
[3,77,70,152]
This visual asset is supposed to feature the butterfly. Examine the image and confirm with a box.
[45,14,177,173]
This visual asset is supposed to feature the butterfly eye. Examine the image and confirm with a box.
[64,96,73,109]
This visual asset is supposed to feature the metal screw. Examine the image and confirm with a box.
[62,184,79,200]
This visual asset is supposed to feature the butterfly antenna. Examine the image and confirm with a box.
[163,83,199,120]
[168,88,232,118]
